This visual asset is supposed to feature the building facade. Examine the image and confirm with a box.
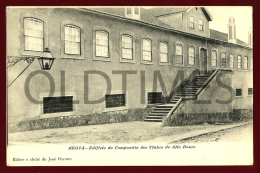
[7,7,253,123]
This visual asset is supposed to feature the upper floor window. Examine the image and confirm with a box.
[135,8,139,15]
[211,50,217,67]
[244,56,248,70]
[230,54,234,69]
[199,19,204,31]
[237,55,242,69]
[142,39,152,61]
[221,52,227,68]
[122,35,133,60]
[175,44,183,65]
[96,31,109,57]
[127,8,131,15]
[159,42,168,63]
[188,46,195,66]
[24,18,44,52]
[190,16,195,29]
[64,25,81,55]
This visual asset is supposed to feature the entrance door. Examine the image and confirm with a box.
[200,48,207,75]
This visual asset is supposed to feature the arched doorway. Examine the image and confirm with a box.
[200,48,207,75]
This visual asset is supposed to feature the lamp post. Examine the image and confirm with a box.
[7,48,56,87]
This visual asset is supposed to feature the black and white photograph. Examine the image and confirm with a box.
[6,6,253,166]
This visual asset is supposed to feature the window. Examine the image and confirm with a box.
[190,16,194,29]
[142,39,152,61]
[236,89,242,97]
[244,56,248,70]
[122,35,133,60]
[96,31,109,57]
[176,44,183,65]
[159,42,168,63]
[221,52,227,68]
[148,92,162,104]
[64,25,80,55]
[24,18,44,52]
[248,88,253,95]
[188,46,195,66]
[135,7,139,15]
[230,54,234,69]
[127,8,131,15]
[105,94,125,108]
[237,55,242,69]
[211,50,217,67]
[199,19,204,31]
[43,96,73,114]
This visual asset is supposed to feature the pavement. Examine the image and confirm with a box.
[8,120,253,145]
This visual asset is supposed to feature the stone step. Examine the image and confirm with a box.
[149,113,167,116]
[144,116,163,118]
[153,108,172,110]
[144,119,162,122]
[151,110,170,113]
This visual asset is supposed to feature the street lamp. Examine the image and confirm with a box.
[7,48,56,87]
[37,48,56,70]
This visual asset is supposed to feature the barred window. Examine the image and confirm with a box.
[142,39,152,61]
[237,55,242,69]
[176,44,183,65]
[188,46,195,65]
[96,31,109,57]
[211,50,217,67]
[244,56,248,70]
[190,16,194,29]
[248,88,253,95]
[230,54,234,69]
[43,96,73,114]
[105,94,125,108]
[148,92,162,104]
[236,89,242,97]
[159,42,168,63]
[122,35,133,60]
[64,25,81,55]
[221,52,227,68]
[199,19,204,31]
[24,18,44,51]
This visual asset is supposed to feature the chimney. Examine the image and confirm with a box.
[228,16,237,44]
[125,7,140,20]
[248,26,252,47]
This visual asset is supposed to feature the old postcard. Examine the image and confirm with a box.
[6,6,253,166]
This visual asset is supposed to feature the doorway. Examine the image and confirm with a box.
[200,48,207,75]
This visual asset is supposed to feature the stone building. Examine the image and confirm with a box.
[7,7,253,124]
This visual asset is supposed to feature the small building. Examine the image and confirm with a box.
[7,7,253,124]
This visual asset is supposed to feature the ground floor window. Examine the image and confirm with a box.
[148,92,163,104]
[248,88,253,95]
[235,89,242,97]
[43,96,73,114]
[105,94,126,108]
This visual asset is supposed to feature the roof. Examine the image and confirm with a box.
[85,7,173,28]
[81,7,250,49]
[210,29,228,41]
[210,29,248,46]
[86,7,212,27]
[146,7,190,17]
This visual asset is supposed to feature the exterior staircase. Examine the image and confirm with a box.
[144,71,219,122]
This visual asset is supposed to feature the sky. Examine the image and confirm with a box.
[206,6,252,43]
